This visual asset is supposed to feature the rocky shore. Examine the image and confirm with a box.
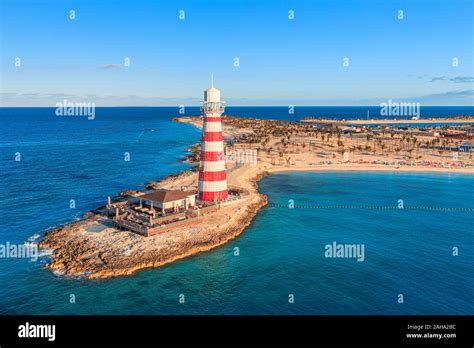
[39,163,268,279]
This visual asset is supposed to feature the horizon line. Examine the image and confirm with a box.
[1,105,473,108]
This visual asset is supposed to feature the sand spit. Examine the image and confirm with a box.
[39,164,267,279]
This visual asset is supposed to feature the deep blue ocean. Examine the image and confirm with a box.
[0,107,473,315]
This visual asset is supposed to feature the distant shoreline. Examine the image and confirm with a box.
[1,105,474,111]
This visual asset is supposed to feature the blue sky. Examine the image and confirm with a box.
[1,0,473,106]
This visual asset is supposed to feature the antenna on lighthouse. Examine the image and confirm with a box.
[211,73,214,88]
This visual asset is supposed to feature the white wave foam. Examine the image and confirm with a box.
[28,233,41,242]
[38,248,53,257]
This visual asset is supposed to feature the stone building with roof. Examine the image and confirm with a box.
[131,189,196,214]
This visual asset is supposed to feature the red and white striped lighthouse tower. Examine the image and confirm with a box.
[198,79,228,202]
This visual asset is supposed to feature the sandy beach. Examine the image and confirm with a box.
[39,115,473,279]
[180,116,473,174]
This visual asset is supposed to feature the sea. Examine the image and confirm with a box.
[0,106,473,315]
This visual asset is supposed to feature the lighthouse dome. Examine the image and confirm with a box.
[204,86,220,103]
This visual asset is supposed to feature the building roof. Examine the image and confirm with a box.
[139,190,194,203]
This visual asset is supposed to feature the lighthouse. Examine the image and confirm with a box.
[198,80,228,202]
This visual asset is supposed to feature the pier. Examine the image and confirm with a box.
[300,117,474,126]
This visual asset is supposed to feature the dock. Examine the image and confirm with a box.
[300,117,474,126]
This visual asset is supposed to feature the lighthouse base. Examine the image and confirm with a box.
[199,190,228,202]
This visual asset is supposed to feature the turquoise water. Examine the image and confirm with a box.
[0,108,473,314]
